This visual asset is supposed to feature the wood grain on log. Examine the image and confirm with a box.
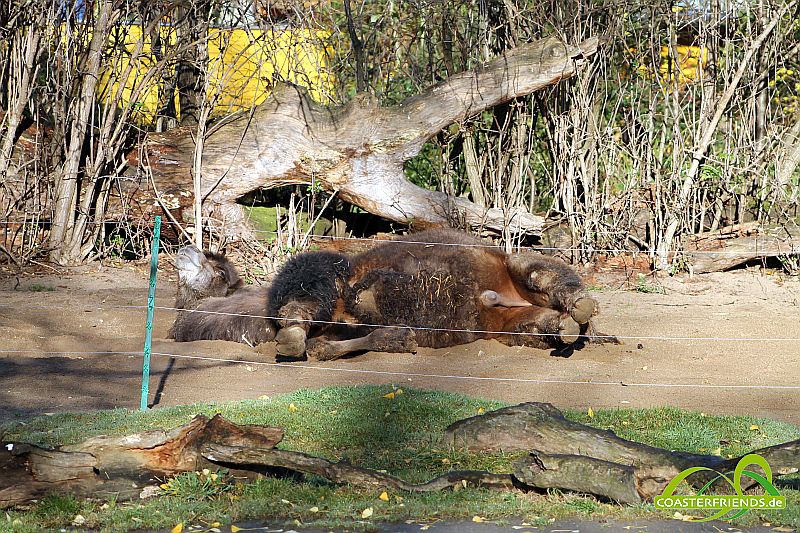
[445,402,800,502]
[442,402,714,471]
[514,452,643,504]
[124,36,605,239]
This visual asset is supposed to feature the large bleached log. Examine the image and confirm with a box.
[123,36,605,239]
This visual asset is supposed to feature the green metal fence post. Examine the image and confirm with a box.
[141,216,162,411]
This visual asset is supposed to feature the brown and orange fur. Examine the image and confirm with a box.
[269,229,613,360]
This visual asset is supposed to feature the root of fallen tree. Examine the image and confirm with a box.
[2,404,797,508]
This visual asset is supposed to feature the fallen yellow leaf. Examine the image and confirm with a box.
[171,523,184,533]
[472,515,484,522]
[309,506,319,513]
[288,403,298,412]
[477,407,485,414]
[231,526,242,533]
[588,407,595,418]
[750,424,760,431]
[361,507,374,518]
[379,491,389,501]
[383,392,396,399]
[211,522,221,528]
[394,388,404,395]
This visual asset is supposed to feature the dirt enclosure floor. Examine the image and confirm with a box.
[1,259,799,424]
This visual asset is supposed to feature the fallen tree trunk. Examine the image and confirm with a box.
[684,222,800,273]
[122,35,605,239]
[4,404,796,508]
[444,403,800,502]
[0,414,282,507]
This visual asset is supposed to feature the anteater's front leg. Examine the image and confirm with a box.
[268,251,352,357]
[273,299,322,357]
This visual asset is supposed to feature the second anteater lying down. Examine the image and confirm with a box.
[169,229,615,359]
[168,245,276,346]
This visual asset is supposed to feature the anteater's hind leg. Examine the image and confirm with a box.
[506,252,598,325]
[306,328,418,361]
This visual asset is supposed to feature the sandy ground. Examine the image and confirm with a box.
[1,261,799,424]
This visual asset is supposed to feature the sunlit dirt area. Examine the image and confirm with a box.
[2,262,798,423]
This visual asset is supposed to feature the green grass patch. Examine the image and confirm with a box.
[2,385,799,531]
[19,283,56,292]
[242,205,333,243]
[632,273,666,294]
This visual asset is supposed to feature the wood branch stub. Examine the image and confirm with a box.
[718,439,800,480]
[123,35,605,239]
[685,223,800,273]
[514,452,643,504]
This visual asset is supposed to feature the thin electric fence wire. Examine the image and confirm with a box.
[2,219,798,256]
[1,348,798,391]
[124,304,800,343]
[1,298,798,343]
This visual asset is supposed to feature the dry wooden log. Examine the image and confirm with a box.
[122,35,605,239]
[685,223,800,273]
[202,443,516,492]
[443,402,712,469]
[1,414,282,508]
[4,404,797,508]
[445,402,800,503]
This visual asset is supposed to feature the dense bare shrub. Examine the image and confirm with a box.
[1,0,798,268]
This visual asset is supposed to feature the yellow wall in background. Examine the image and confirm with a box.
[659,45,708,83]
[98,24,333,124]
[633,45,708,84]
